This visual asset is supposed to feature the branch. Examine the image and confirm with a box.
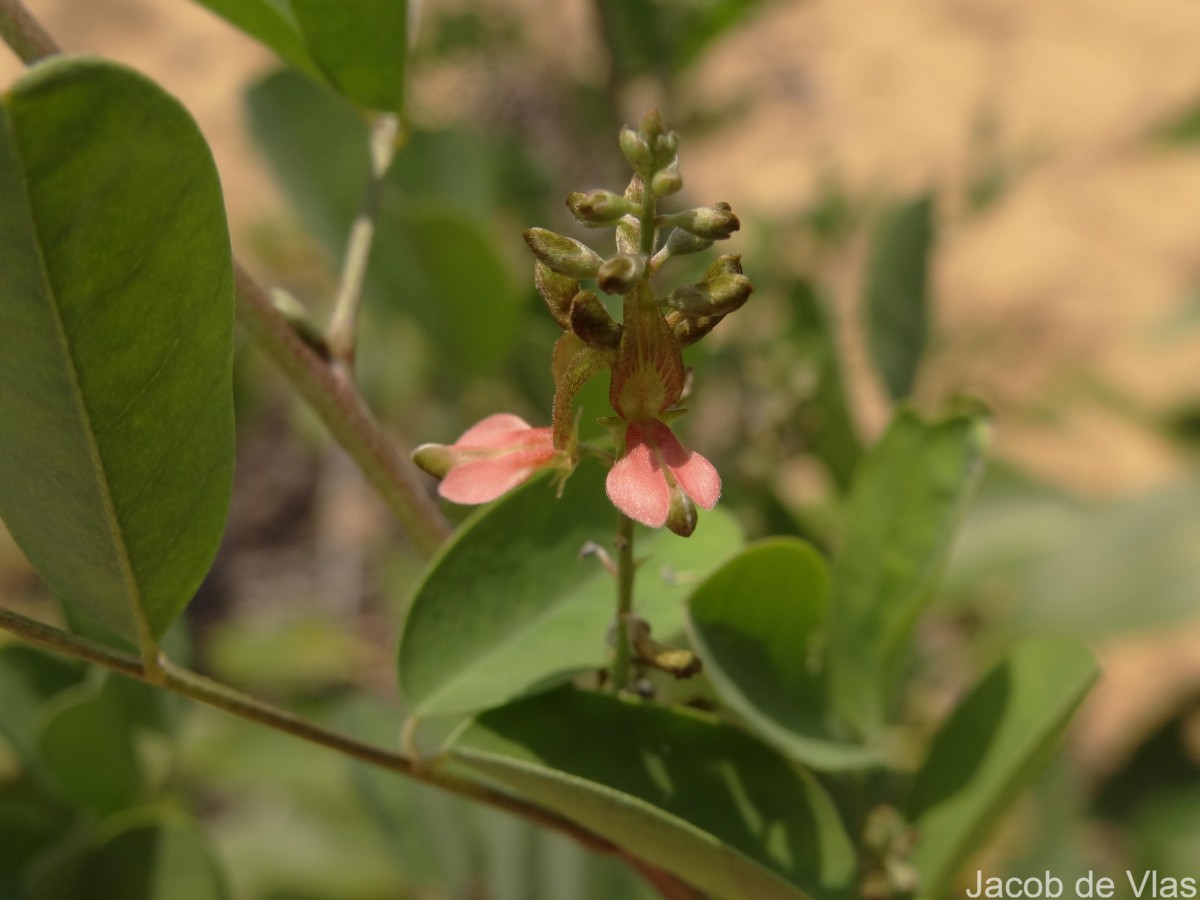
[0,0,58,64]
[235,264,452,557]
[327,111,402,369]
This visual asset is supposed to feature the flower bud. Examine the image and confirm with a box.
[650,228,713,271]
[619,125,653,172]
[569,290,623,350]
[650,168,683,197]
[665,255,752,318]
[597,253,645,295]
[523,228,604,279]
[534,260,576,330]
[666,487,699,537]
[663,202,740,240]
[566,190,639,227]
[665,310,724,348]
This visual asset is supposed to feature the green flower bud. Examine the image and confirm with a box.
[569,290,623,350]
[665,310,724,348]
[566,190,639,227]
[649,228,713,272]
[534,260,576,330]
[666,487,699,538]
[523,227,604,279]
[619,125,653,172]
[666,255,752,317]
[662,202,740,240]
[650,168,683,197]
[597,253,645,295]
[640,108,665,143]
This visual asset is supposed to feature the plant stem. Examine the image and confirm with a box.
[327,112,402,371]
[0,605,618,843]
[0,0,58,64]
[609,513,637,692]
[235,264,452,557]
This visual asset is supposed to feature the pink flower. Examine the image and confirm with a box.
[412,413,561,505]
[606,418,721,531]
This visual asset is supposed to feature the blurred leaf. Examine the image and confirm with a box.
[863,194,934,400]
[0,646,84,771]
[245,70,525,377]
[789,279,862,491]
[36,680,143,814]
[687,539,882,769]
[1150,95,1200,145]
[826,409,988,739]
[906,635,1098,898]
[1022,481,1200,634]
[399,462,743,718]
[193,0,406,113]
[0,776,76,881]
[380,204,523,376]
[598,0,769,82]
[448,687,856,900]
[28,808,229,900]
[0,58,234,647]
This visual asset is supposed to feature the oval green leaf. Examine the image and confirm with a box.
[687,538,882,770]
[36,679,144,814]
[398,462,743,718]
[906,635,1099,897]
[864,193,934,400]
[826,408,987,739]
[448,686,856,900]
[0,57,235,648]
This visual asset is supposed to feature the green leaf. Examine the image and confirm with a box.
[826,409,987,739]
[863,194,934,400]
[398,462,743,719]
[788,279,862,491]
[36,679,144,814]
[687,539,882,770]
[906,636,1098,897]
[188,0,321,79]
[27,808,230,900]
[449,687,855,900]
[290,0,407,114]
[0,57,234,648]
[192,0,407,113]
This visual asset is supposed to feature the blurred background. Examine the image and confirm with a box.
[2,0,1199,897]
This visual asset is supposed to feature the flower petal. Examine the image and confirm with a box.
[454,413,535,449]
[606,423,670,528]
[439,446,557,505]
[646,419,721,510]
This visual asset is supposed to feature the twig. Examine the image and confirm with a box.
[235,263,452,557]
[0,0,58,64]
[327,112,401,370]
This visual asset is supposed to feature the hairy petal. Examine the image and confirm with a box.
[454,413,537,449]
[606,423,670,528]
[646,419,721,510]
[439,446,557,505]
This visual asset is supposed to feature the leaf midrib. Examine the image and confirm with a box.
[2,98,153,650]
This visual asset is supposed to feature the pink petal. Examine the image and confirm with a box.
[454,413,535,449]
[646,419,721,510]
[439,446,556,505]
[606,423,670,528]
